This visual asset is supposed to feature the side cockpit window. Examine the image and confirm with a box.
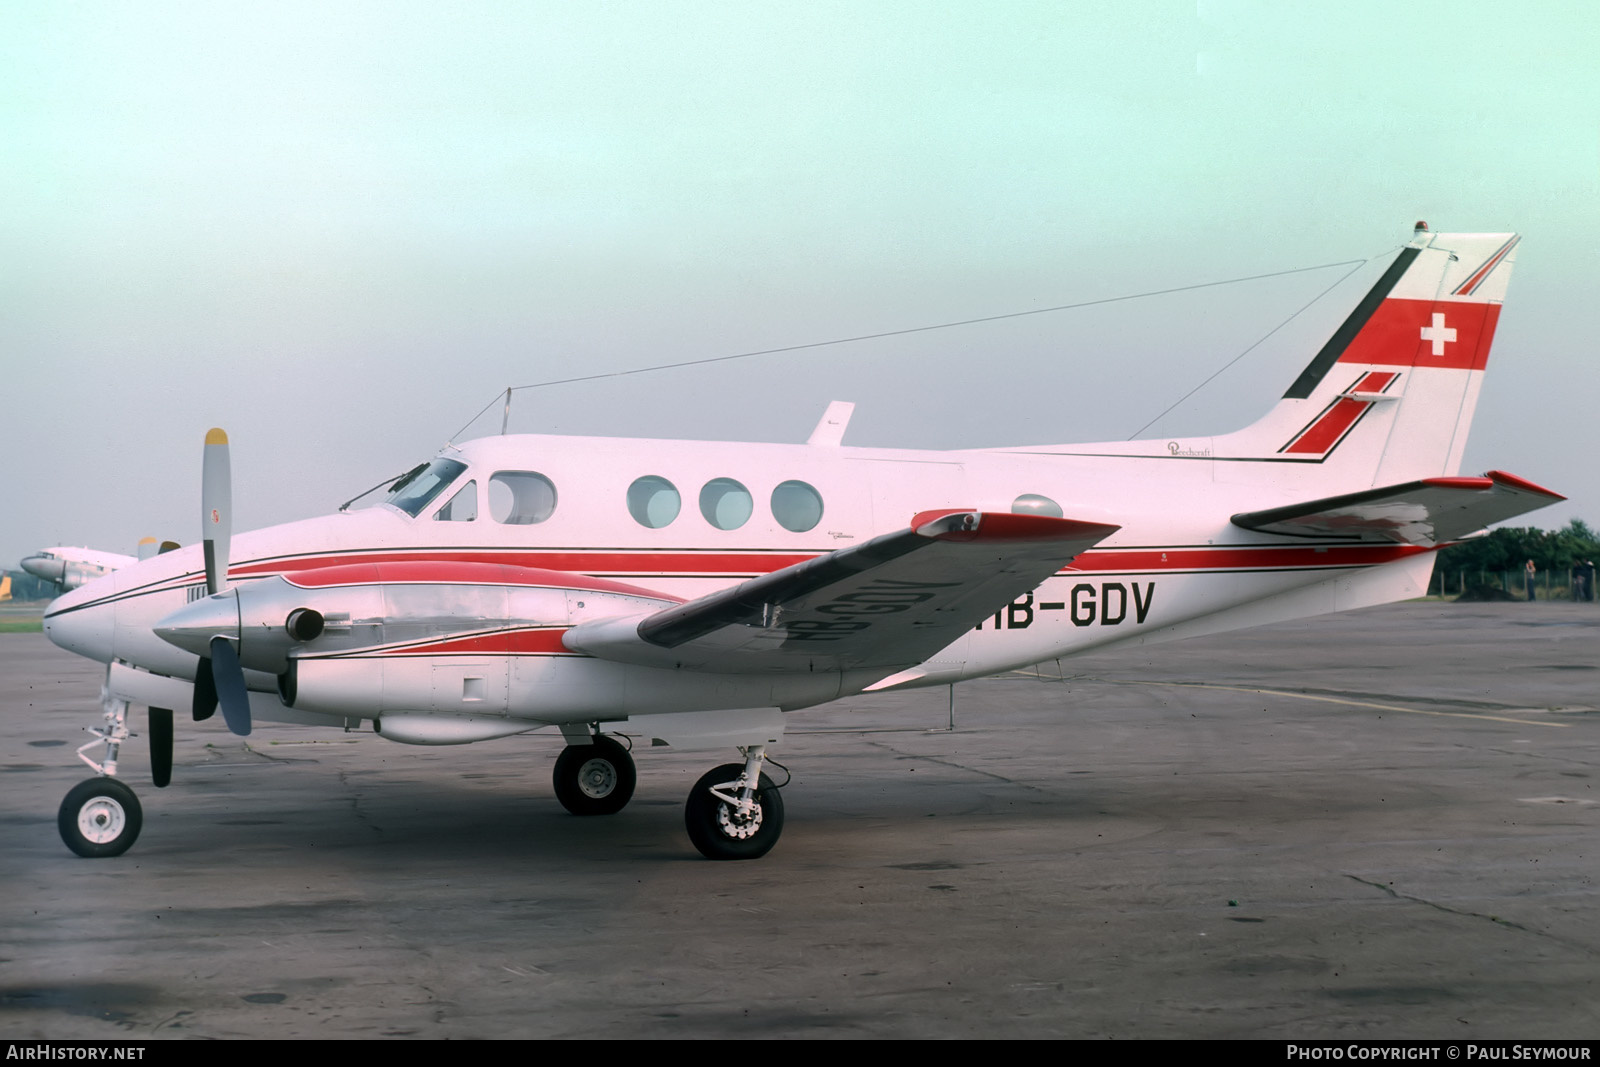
[434,480,478,522]
[384,458,467,518]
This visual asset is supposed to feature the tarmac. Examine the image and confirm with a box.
[2,601,1596,1039]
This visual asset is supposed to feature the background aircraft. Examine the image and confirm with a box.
[20,540,176,593]
[22,546,137,592]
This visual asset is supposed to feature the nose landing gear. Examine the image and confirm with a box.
[58,689,143,858]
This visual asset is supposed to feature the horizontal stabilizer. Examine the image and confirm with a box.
[1231,470,1564,546]
[565,510,1120,674]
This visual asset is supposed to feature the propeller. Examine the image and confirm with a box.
[208,634,252,736]
[202,427,231,597]
[188,428,252,737]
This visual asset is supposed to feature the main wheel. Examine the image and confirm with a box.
[58,778,143,858]
[552,735,637,816]
[684,763,784,861]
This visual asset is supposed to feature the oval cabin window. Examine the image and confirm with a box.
[699,478,753,531]
[627,475,681,529]
[771,480,824,533]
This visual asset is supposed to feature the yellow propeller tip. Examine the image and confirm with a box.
[205,428,229,445]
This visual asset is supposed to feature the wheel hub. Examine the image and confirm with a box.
[76,798,126,844]
[577,758,617,799]
[715,799,763,840]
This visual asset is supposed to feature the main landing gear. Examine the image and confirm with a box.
[684,746,784,861]
[58,690,148,858]
[552,733,637,816]
[552,734,786,860]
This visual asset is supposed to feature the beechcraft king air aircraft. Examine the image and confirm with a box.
[41,224,1562,861]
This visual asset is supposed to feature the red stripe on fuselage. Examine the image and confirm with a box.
[232,550,817,580]
[227,542,1428,585]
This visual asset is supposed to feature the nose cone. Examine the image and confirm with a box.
[21,555,63,582]
[42,582,115,663]
[154,591,240,657]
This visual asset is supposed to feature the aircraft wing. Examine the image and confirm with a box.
[564,510,1119,674]
[1230,470,1565,546]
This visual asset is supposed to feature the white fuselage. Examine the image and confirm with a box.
[44,430,1434,732]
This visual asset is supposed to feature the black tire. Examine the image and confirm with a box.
[552,735,637,816]
[58,778,143,858]
[684,763,784,861]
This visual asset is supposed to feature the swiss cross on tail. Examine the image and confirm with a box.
[1335,298,1497,372]
[1419,313,1457,356]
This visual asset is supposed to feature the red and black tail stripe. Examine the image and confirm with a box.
[1278,371,1399,455]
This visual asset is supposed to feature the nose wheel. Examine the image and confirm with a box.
[552,734,637,815]
[59,777,143,858]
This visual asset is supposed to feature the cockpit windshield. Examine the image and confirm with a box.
[382,458,467,518]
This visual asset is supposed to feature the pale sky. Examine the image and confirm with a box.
[4,1,1597,567]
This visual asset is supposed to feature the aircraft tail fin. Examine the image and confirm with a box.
[1207,225,1519,485]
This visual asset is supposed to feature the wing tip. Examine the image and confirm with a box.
[1485,469,1566,501]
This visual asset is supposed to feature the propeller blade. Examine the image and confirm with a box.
[193,657,218,722]
[150,707,173,787]
[137,537,160,561]
[201,428,231,596]
[209,635,252,736]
